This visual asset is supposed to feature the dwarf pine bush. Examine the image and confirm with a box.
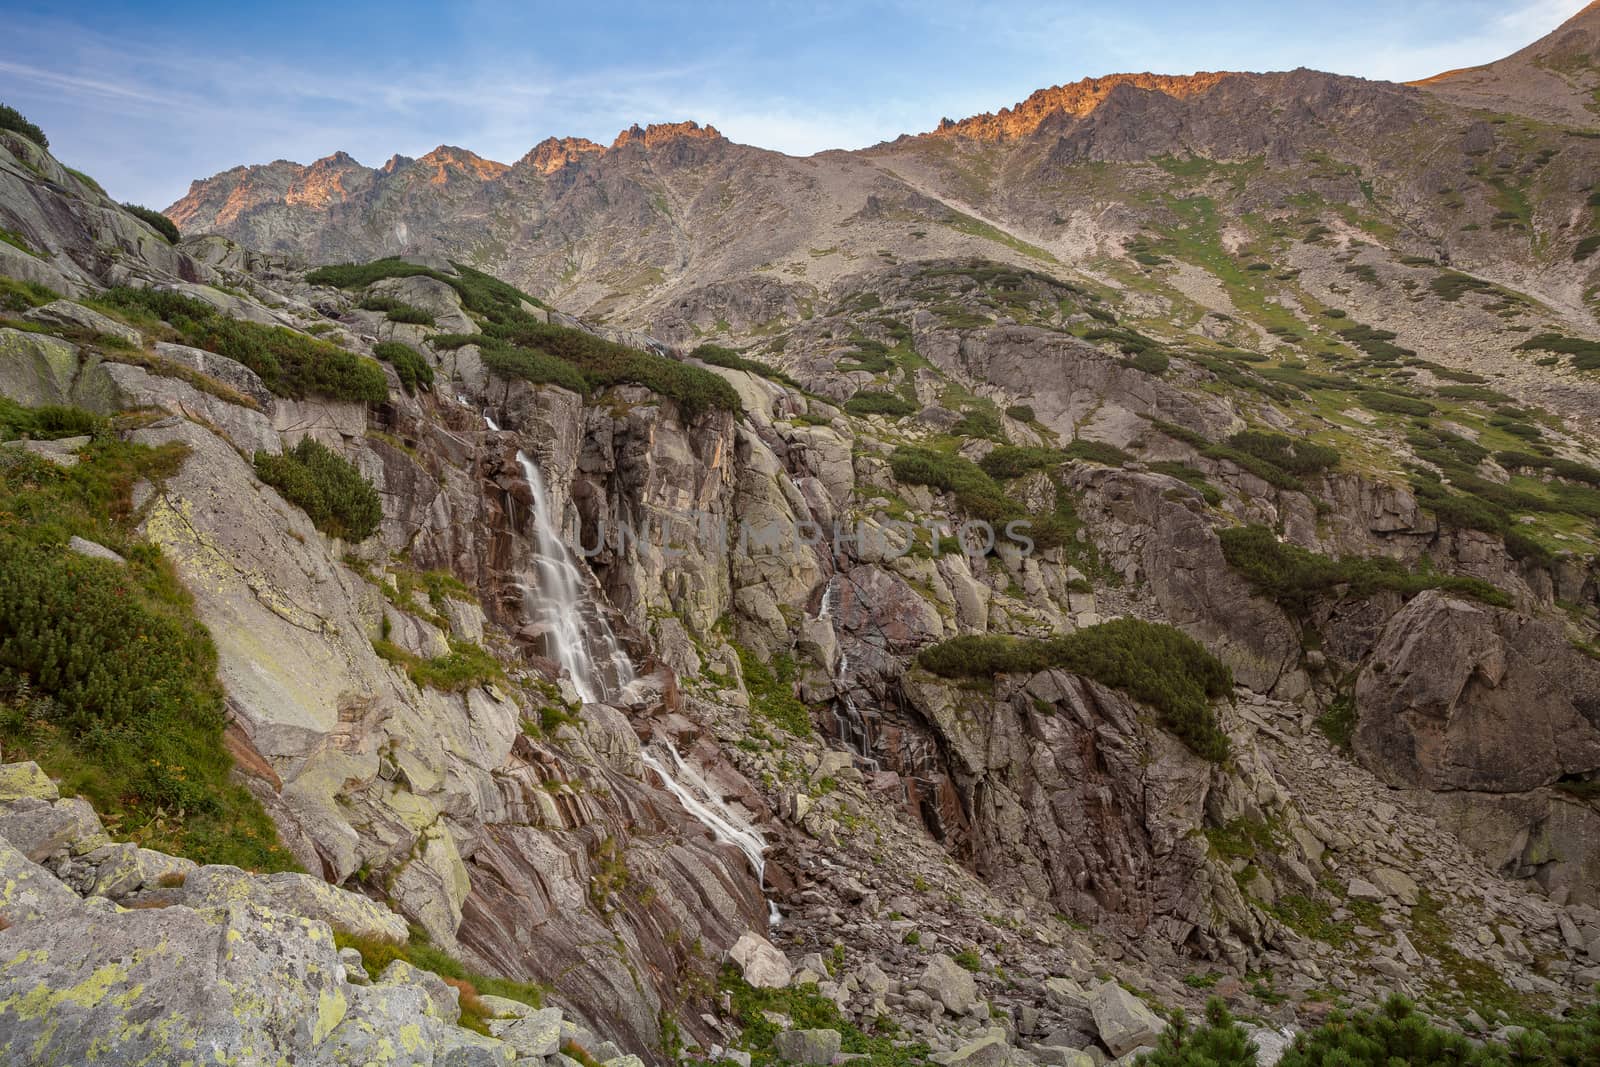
[254,438,382,541]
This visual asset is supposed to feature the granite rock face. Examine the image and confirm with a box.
[1353,592,1600,793]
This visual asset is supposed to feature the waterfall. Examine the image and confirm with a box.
[817,576,878,770]
[640,740,781,925]
[508,447,635,705]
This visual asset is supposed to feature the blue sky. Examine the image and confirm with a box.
[0,0,1588,209]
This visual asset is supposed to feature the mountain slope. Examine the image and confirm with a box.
[1412,0,1600,127]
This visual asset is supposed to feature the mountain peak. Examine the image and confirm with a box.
[609,121,724,151]
[930,71,1235,140]
[415,145,509,181]
[519,136,606,175]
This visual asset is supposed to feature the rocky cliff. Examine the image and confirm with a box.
[3,9,1600,1065]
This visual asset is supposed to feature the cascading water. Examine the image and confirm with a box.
[817,575,878,770]
[512,450,636,705]
[640,741,781,925]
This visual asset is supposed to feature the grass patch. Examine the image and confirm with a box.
[719,968,931,1066]
[0,398,106,441]
[918,619,1232,761]
[0,276,60,313]
[373,638,503,693]
[334,927,546,1036]
[735,645,812,736]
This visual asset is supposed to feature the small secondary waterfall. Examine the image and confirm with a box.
[818,576,878,770]
[640,740,781,925]
[512,451,636,704]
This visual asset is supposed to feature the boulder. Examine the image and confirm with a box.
[948,1031,1014,1066]
[88,843,198,898]
[151,341,277,411]
[1353,592,1600,793]
[1347,877,1386,903]
[0,761,59,803]
[102,362,281,455]
[917,953,980,1015]
[0,837,81,925]
[729,931,793,989]
[494,1006,564,1056]
[1370,867,1419,906]
[183,865,409,943]
[23,299,143,346]
[1089,981,1166,1057]
[0,899,463,1063]
[0,797,108,861]
[772,1028,842,1064]
[0,435,86,468]
[379,958,462,1024]
[66,535,125,564]
[0,328,111,410]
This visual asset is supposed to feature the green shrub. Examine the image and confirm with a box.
[1411,475,1511,535]
[305,258,442,290]
[1495,450,1600,486]
[1147,421,1337,492]
[1225,431,1339,477]
[0,103,47,147]
[0,275,59,312]
[919,619,1232,761]
[1127,349,1170,375]
[690,343,802,389]
[1134,998,1257,1066]
[0,436,293,870]
[836,337,895,373]
[360,296,436,326]
[1138,993,1600,1066]
[718,967,931,1066]
[951,408,1003,439]
[844,391,917,418]
[1005,404,1035,422]
[0,397,106,441]
[494,318,740,419]
[1359,390,1435,416]
[891,447,1012,521]
[313,260,738,416]
[1515,332,1600,371]
[96,287,386,403]
[1064,438,1131,466]
[1219,524,1508,615]
[1575,235,1600,262]
[1338,323,1415,361]
[254,438,382,541]
[1149,461,1223,504]
[372,341,434,394]
[980,445,1063,480]
[480,343,589,395]
[736,645,812,736]
[374,638,503,692]
[121,204,179,243]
